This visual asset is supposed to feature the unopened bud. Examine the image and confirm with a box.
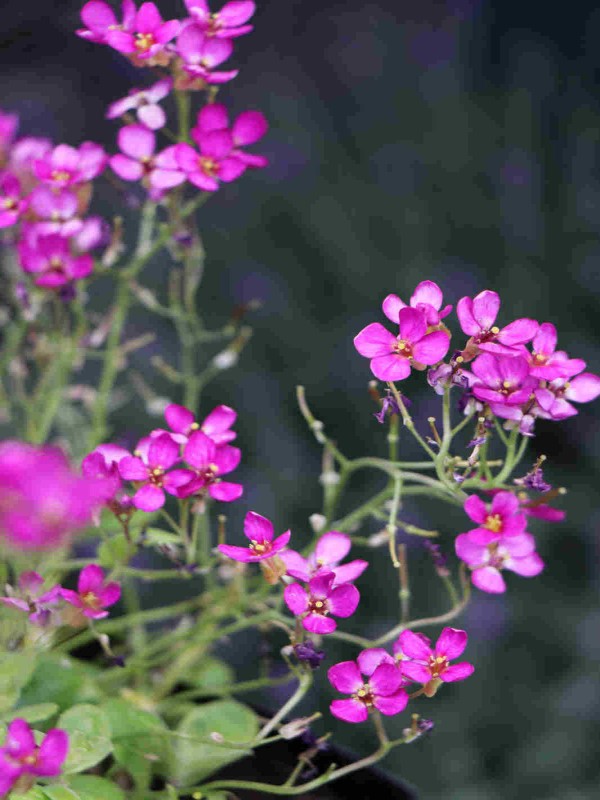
[309,513,326,533]
[212,349,238,370]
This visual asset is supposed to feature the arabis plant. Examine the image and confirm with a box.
[0,3,598,799]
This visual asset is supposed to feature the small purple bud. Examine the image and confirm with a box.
[423,541,450,577]
[173,230,194,248]
[467,435,487,448]
[373,389,404,423]
[515,465,552,493]
[59,283,77,303]
[453,471,465,484]
[294,640,325,669]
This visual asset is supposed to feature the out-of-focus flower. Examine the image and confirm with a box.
[0,171,28,227]
[382,280,452,326]
[0,441,107,550]
[33,141,107,189]
[354,307,450,381]
[184,0,255,38]
[328,650,408,722]
[77,0,136,44]
[284,571,359,634]
[0,572,62,626]
[455,532,543,593]
[18,230,93,288]
[219,511,290,562]
[396,627,474,696]
[106,78,173,130]
[535,373,600,420]
[110,125,185,199]
[60,564,121,620]
[0,719,68,795]
[155,402,237,446]
[280,530,368,585]
[176,25,239,84]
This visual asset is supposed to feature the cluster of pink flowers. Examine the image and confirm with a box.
[355,282,600,432]
[0,441,109,550]
[328,627,474,723]
[0,719,69,796]
[84,402,242,512]
[77,1,267,199]
[0,110,106,292]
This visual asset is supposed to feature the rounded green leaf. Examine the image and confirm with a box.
[3,703,59,724]
[67,776,126,800]
[169,700,259,787]
[104,698,169,787]
[0,652,37,713]
[19,655,100,712]
[40,788,81,800]
[57,704,112,774]
[181,657,234,690]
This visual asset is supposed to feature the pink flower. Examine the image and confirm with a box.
[328,650,408,723]
[33,141,107,189]
[280,530,368,585]
[184,0,255,38]
[518,322,586,381]
[191,103,268,167]
[462,491,527,545]
[77,0,136,44]
[382,280,452,326]
[470,352,537,407]
[284,571,359,634]
[218,510,290,562]
[455,532,544,593]
[177,430,242,501]
[28,187,79,232]
[0,441,107,550]
[0,719,68,795]
[110,125,185,199]
[95,2,180,62]
[396,627,474,695]
[82,443,132,505]
[18,230,93,288]
[106,78,173,131]
[118,434,192,511]
[354,307,451,381]
[457,290,538,358]
[8,137,52,191]
[60,564,121,620]
[535,373,600,420]
[0,110,18,162]
[0,171,28,227]
[0,572,62,627]
[176,25,238,84]
[158,402,237,445]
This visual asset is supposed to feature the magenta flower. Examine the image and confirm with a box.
[280,530,368,585]
[328,651,408,723]
[462,491,527,545]
[8,137,52,191]
[160,402,237,445]
[0,110,18,162]
[176,25,238,84]
[284,571,359,634]
[28,186,79,230]
[470,352,537,407]
[177,430,242,501]
[18,231,93,288]
[107,78,173,131]
[191,103,268,168]
[354,307,451,381]
[97,2,180,62]
[0,572,62,627]
[457,290,538,358]
[219,510,290,562]
[33,141,107,189]
[0,171,27,227]
[519,322,586,381]
[382,280,452,327]
[455,532,544,594]
[396,627,474,695]
[175,131,244,192]
[118,433,192,511]
[60,564,121,620]
[82,443,132,504]
[0,440,107,550]
[110,125,185,198]
[0,719,68,796]
[535,372,600,420]
[184,0,255,38]
[77,0,136,44]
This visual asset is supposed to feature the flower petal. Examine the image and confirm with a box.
[472,566,506,593]
[133,483,165,511]
[374,690,409,716]
[397,630,431,661]
[244,511,274,543]
[441,662,474,683]
[315,530,351,565]
[330,697,368,723]
[357,648,395,677]
[303,613,336,634]
[327,660,364,693]
[353,322,395,357]
[184,430,215,468]
[327,583,359,618]
[78,564,105,595]
[435,627,468,660]
[369,663,403,696]
[412,330,450,365]
[398,307,427,343]
[472,290,500,329]
[35,728,69,775]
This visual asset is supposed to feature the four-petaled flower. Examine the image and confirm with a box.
[457,289,538,359]
[396,627,474,696]
[462,491,528,545]
[60,564,121,620]
[118,433,192,511]
[455,532,544,594]
[107,78,173,130]
[218,510,290,562]
[284,571,359,634]
[382,280,452,326]
[0,572,62,627]
[184,0,256,38]
[159,402,237,445]
[328,649,409,723]
[176,25,239,85]
[354,307,450,381]
[110,125,185,199]
[177,430,242,501]
[280,530,368,585]
[0,719,69,796]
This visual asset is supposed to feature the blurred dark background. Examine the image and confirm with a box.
[2,0,600,797]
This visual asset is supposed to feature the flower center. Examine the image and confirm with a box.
[200,156,219,177]
[392,338,412,358]
[51,169,71,184]
[500,380,513,395]
[2,197,16,210]
[532,352,547,365]
[474,325,500,344]
[135,32,155,52]
[427,654,448,678]
[352,684,375,707]
[249,539,271,554]
[150,467,164,486]
[307,597,328,615]
[82,591,101,610]
[484,513,503,533]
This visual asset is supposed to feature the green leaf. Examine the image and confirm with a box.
[0,651,38,713]
[143,528,182,547]
[15,789,47,800]
[98,533,133,569]
[3,702,59,724]
[169,700,259,786]
[104,698,169,788]
[181,657,234,691]
[66,776,126,800]
[19,655,100,712]
[57,704,112,774]
[40,788,81,800]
